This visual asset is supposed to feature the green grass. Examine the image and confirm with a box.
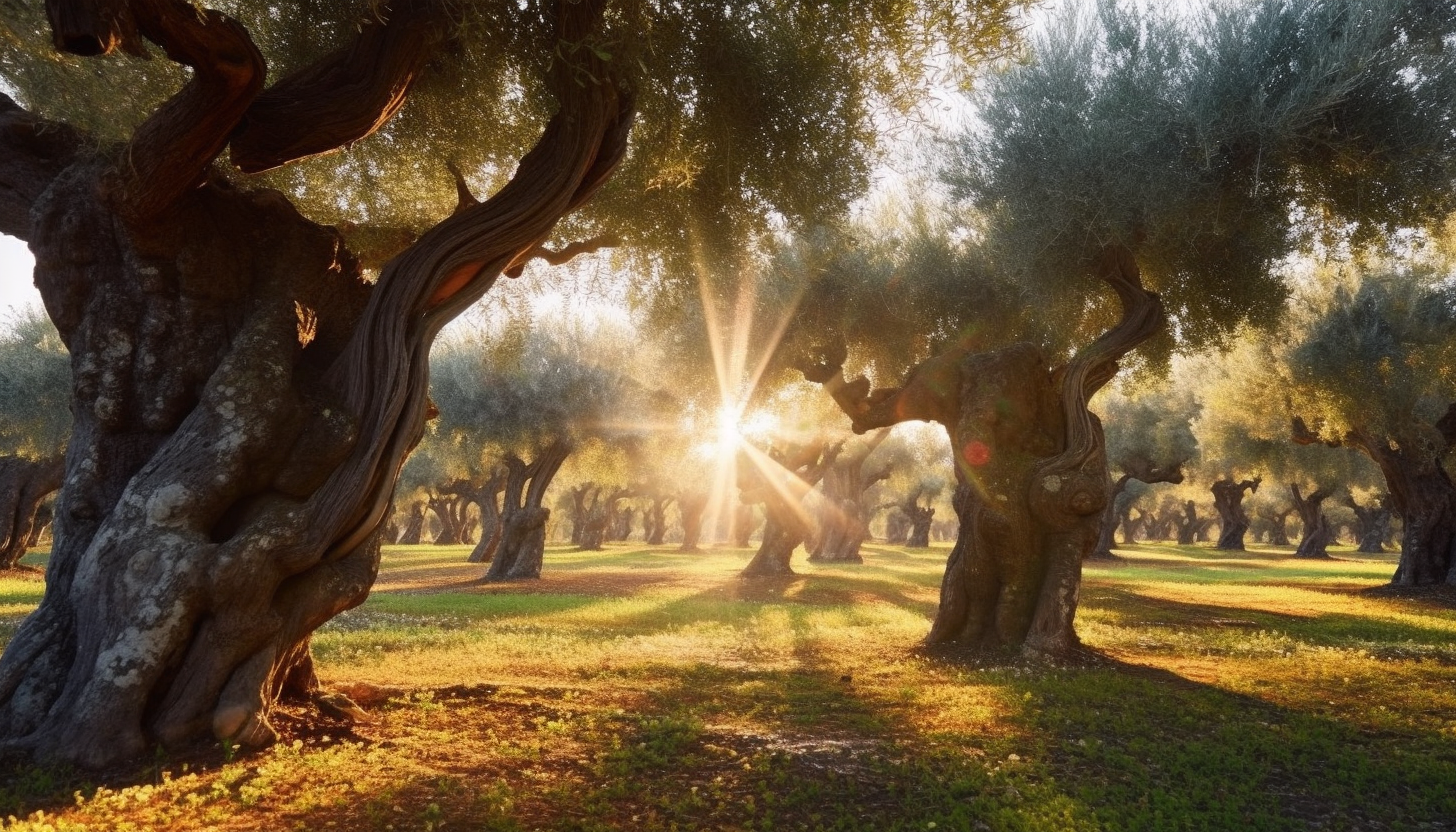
[2,541,1455,831]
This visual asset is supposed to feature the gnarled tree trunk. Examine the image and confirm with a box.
[799,245,1163,657]
[466,470,507,564]
[398,502,427,545]
[885,511,910,544]
[1345,494,1392,554]
[677,491,708,552]
[901,488,936,548]
[730,503,757,548]
[810,430,890,564]
[1212,478,1261,551]
[1290,483,1335,559]
[484,441,572,581]
[0,454,65,569]
[0,0,630,768]
[644,493,673,545]
[739,440,834,578]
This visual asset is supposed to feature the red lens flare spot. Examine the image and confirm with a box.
[963,440,991,467]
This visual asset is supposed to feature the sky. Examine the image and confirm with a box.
[0,235,37,315]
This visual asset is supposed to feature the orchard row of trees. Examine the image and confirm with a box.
[0,0,1452,768]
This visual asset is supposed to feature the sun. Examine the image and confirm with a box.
[716,404,743,451]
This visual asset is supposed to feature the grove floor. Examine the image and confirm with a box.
[1,542,1454,831]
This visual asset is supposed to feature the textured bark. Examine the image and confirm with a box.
[0,455,66,569]
[1089,477,1132,561]
[575,485,628,552]
[730,503,757,548]
[885,511,910,544]
[1345,494,1392,554]
[466,470,507,564]
[0,0,630,768]
[1296,415,1456,585]
[800,246,1163,657]
[643,493,673,545]
[426,485,471,546]
[1212,478,1261,551]
[398,502,426,545]
[1290,484,1336,559]
[810,430,890,564]
[739,441,835,578]
[677,491,708,552]
[1258,505,1295,547]
[900,488,936,548]
[483,441,571,582]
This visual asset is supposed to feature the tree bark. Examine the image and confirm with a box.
[1212,478,1261,551]
[644,494,673,545]
[1345,494,1392,554]
[810,430,890,564]
[739,440,835,578]
[677,491,708,552]
[901,488,936,548]
[730,503,757,547]
[1290,483,1335,559]
[398,502,427,545]
[0,0,630,768]
[466,470,506,564]
[483,441,571,582]
[799,245,1163,657]
[0,455,66,570]
[1089,476,1131,561]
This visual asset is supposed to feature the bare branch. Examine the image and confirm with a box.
[110,0,265,222]
[0,95,81,240]
[503,234,621,277]
[229,2,451,174]
[445,160,479,215]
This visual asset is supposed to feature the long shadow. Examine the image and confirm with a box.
[1087,585,1456,653]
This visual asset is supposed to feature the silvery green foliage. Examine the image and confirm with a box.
[1098,384,1200,473]
[1285,264,1456,439]
[0,307,70,458]
[948,0,1456,353]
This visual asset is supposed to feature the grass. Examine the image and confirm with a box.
[1,541,1454,831]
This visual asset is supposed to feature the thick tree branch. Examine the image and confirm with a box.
[230,2,452,173]
[45,0,146,57]
[110,0,265,222]
[0,95,81,240]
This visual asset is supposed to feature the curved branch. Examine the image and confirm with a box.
[503,233,621,277]
[0,95,81,240]
[44,0,146,57]
[230,2,452,174]
[111,0,265,221]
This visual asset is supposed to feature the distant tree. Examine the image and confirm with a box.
[738,438,837,578]
[809,429,893,563]
[0,310,70,569]
[1090,385,1197,558]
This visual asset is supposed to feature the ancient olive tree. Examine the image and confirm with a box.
[0,0,1024,766]
[794,0,1456,656]
[0,309,71,568]
[1090,385,1197,559]
[808,428,893,563]
[1282,267,1456,582]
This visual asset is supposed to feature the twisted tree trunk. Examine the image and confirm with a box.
[677,491,708,552]
[644,493,673,545]
[0,454,65,569]
[398,502,427,545]
[1345,494,1392,554]
[810,430,890,564]
[739,440,834,578]
[1290,483,1335,559]
[901,488,936,548]
[466,470,507,564]
[1297,416,1456,585]
[484,441,572,581]
[0,0,630,768]
[730,503,757,548]
[1212,478,1261,551]
[799,245,1163,657]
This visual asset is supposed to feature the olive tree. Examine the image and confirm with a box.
[794,0,1456,656]
[1089,384,1198,558]
[0,309,71,568]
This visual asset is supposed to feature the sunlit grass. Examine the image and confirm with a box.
[2,540,1454,831]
